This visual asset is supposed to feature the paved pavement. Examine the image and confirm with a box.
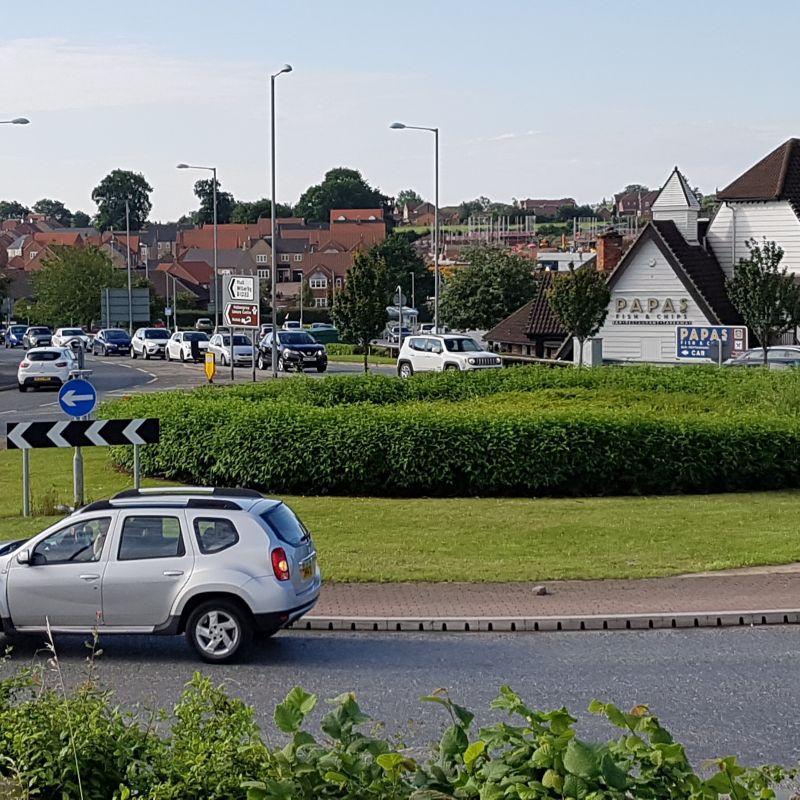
[314,568,800,621]
[2,627,799,767]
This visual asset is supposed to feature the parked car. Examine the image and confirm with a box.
[384,324,412,343]
[92,328,132,356]
[396,334,503,377]
[309,322,335,331]
[52,327,91,351]
[213,325,231,337]
[17,347,80,391]
[208,333,254,367]
[258,330,328,372]
[418,323,450,335]
[0,487,321,663]
[131,327,171,360]
[282,320,302,331]
[723,347,800,369]
[23,326,52,350]
[195,318,213,332]
[165,331,210,362]
[4,324,28,349]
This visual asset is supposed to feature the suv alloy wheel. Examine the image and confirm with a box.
[398,361,413,378]
[186,599,252,663]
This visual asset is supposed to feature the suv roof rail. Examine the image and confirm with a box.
[112,487,263,500]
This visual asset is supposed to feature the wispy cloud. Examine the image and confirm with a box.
[482,130,542,143]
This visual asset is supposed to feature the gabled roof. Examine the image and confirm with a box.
[653,167,700,210]
[717,139,800,214]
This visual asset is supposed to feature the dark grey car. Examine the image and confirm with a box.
[723,347,800,369]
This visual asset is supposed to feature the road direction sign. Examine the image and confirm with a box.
[226,276,256,302]
[676,325,748,360]
[6,419,160,449]
[58,378,97,418]
[224,303,260,328]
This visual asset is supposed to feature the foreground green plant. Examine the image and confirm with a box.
[0,666,792,799]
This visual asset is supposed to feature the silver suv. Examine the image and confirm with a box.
[397,334,502,377]
[0,488,320,663]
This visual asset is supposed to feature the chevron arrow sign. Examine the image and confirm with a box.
[6,419,159,449]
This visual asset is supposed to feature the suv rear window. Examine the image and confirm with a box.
[28,351,63,361]
[260,504,310,546]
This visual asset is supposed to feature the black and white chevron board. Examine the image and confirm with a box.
[6,419,159,449]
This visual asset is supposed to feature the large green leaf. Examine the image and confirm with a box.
[563,739,602,779]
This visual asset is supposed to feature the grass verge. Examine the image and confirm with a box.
[1,448,799,581]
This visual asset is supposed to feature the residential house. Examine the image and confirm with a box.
[520,198,576,219]
[614,189,660,219]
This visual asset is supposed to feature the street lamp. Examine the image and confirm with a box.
[390,121,440,332]
[270,63,292,378]
[0,117,29,125]
[177,163,219,329]
[94,195,133,333]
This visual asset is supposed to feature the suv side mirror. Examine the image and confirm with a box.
[16,549,30,565]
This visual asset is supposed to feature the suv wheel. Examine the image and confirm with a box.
[257,353,266,370]
[444,363,460,371]
[187,600,252,663]
[398,361,413,378]
[131,348,137,359]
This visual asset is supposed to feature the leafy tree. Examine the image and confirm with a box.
[32,199,72,227]
[557,204,596,222]
[396,189,423,210]
[727,238,800,365]
[192,178,236,225]
[440,246,537,330]
[0,200,29,220]
[699,192,719,215]
[299,278,313,309]
[330,249,387,372]
[295,168,388,224]
[231,198,294,224]
[370,232,431,307]
[547,264,611,367]
[32,245,125,327]
[92,169,153,230]
[71,210,92,228]
[457,197,491,222]
[622,183,650,194]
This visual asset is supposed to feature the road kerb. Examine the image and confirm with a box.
[289,608,800,634]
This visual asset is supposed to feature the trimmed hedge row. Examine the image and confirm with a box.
[102,381,800,496]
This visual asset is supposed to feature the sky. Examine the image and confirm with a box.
[1,0,798,221]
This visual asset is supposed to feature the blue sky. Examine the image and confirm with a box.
[1,0,798,220]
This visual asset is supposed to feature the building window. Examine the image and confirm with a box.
[279,254,290,262]
[293,254,303,262]
[335,277,343,288]
[309,276,328,290]
[292,270,303,282]
[255,254,268,264]
[314,297,328,308]
[257,269,269,280]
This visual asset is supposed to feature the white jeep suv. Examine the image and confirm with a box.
[0,487,321,663]
[397,334,502,377]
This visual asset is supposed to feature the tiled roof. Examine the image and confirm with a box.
[718,139,800,215]
[486,272,566,345]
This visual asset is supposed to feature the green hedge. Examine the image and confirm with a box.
[0,669,789,799]
[101,366,800,497]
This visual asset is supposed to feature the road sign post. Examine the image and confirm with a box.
[205,351,216,383]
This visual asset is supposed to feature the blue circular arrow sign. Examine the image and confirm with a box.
[58,378,97,418]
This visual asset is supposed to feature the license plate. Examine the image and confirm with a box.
[300,556,316,581]
[34,377,50,382]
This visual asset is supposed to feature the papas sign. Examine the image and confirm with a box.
[676,325,748,360]
[612,296,691,326]
[224,303,259,328]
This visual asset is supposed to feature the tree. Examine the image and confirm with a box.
[299,278,313,309]
[457,197,491,222]
[193,178,236,225]
[32,245,125,327]
[231,198,294,224]
[71,210,92,228]
[92,169,153,230]
[0,200,29,220]
[557,204,595,222]
[440,246,537,330]
[622,184,650,194]
[727,238,800,366]
[330,249,387,372]
[371,232,432,308]
[32,199,73,227]
[396,189,423,210]
[547,265,611,367]
[295,167,388,224]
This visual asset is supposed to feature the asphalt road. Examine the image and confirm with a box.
[0,348,394,424]
[1,627,799,768]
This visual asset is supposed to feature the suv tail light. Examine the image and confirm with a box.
[19,361,29,368]
[271,547,291,581]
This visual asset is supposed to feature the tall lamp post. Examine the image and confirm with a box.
[94,195,133,333]
[390,122,439,332]
[0,117,29,125]
[177,163,219,329]
[270,64,292,378]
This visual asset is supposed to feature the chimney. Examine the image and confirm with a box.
[596,227,623,272]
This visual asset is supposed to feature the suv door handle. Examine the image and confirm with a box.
[163,570,184,577]
[79,574,100,581]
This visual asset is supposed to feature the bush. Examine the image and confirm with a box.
[0,668,790,799]
[101,366,800,497]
